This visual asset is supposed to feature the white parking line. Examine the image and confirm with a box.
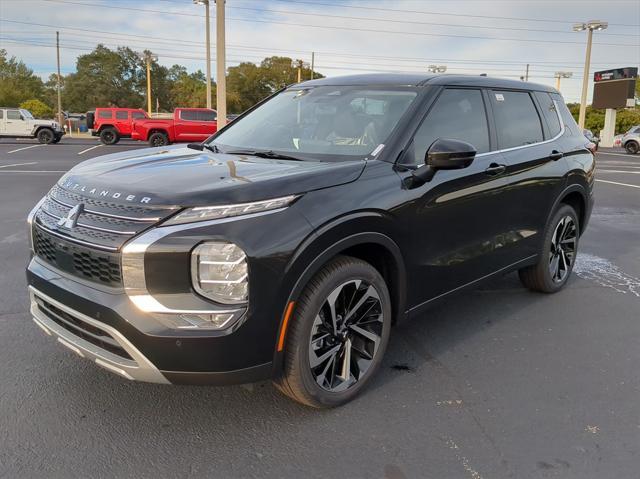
[596,179,640,189]
[0,162,38,169]
[0,170,65,173]
[598,152,637,158]
[78,145,102,155]
[598,169,640,174]
[6,145,42,154]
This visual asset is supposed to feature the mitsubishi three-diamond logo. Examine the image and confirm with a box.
[57,204,84,229]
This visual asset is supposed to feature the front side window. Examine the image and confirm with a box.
[211,86,418,161]
[412,88,490,160]
[132,111,146,119]
[7,110,21,120]
[491,91,543,149]
[116,111,128,120]
[180,110,199,121]
[534,91,561,137]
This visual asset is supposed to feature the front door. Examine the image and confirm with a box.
[5,109,28,136]
[399,88,518,307]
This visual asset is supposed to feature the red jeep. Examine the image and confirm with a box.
[131,108,217,147]
[87,108,148,145]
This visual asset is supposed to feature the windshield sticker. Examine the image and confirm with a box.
[495,93,505,101]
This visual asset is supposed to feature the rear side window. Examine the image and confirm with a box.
[98,110,112,119]
[132,111,146,119]
[7,110,21,120]
[534,91,561,137]
[413,88,490,158]
[180,110,199,121]
[198,110,217,121]
[491,91,543,149]
[550,93,580,136]
[116,111,128,120]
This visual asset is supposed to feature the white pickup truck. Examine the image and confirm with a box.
[0,108,65,144]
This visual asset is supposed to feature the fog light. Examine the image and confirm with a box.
[191,242,248,304]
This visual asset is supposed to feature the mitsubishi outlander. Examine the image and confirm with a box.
[26,74,594,407]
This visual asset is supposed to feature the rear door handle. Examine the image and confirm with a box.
[549,150,564,161]
[485,163,506,176]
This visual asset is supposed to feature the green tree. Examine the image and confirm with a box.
[170,69,209,108]
[0,49,45,106]
[227,62,270,112]
[19,99,53,118]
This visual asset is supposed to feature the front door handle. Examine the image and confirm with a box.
[549,150,564,161]
[485,163,506,176]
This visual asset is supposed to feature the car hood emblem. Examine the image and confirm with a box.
[57,204,84,229]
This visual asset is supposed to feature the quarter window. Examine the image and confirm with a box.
[116,111,128,120]
[534,91,561,137]
[7,110,21,120]
[98,110,112,119]
[413,88,490,159]
[491,91,543,149]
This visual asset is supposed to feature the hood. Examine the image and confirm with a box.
[32,119,58,127]
[58,145,366,207]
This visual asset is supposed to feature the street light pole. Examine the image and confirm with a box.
[55,31,63,127]
[574,20,608,129]
[215,0,226,128]
[142,51,157,116]
[554,71,573,92]
[193,0,212,109]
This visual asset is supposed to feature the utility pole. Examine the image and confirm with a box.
[215,0,226,128]
[296,59,305,83]
[193,0,212,108]
[55,31,63,126]
[525,64,529,81]
[142,51,157,116]
[554,71,573,92]
[310,51,315,80]
[574,20,608,129]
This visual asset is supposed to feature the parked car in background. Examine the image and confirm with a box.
[583,129,600,151]
[621,125,640,154]
[131,108,217,146]
[27,74,594,407]
[613,134,623,147]
[87,108,148,145]
[0,107,64,144]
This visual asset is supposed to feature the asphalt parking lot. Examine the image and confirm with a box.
[0,138,638,478]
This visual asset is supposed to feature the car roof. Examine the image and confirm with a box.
[300,73,556,92]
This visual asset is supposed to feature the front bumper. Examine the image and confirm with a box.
[27,257,274,385]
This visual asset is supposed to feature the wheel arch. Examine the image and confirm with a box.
[552,183,589,234]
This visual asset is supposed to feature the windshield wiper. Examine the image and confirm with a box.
[224,149,304,161]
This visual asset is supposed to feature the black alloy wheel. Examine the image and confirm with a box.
[625,141,639,155]
[548,215,577,283]
[37,128,54,144]
[149,132,169,147]
[309,279,384,392]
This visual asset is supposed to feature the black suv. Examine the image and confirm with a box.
[27,74,594,407]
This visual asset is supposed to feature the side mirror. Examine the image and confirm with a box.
[412,138,476,184]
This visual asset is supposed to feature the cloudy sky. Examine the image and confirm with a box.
[1,0,639,103]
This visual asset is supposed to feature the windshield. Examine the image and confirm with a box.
[210,86,418,160]
[20,109,34,120]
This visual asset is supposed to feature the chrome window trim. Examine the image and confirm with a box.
[476,98,564,158]
[121,207,285,314]
[48,195,162,222]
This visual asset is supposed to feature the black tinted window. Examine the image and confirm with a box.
[132,111,146,119]
[491,91,543,149]
[115,111,128,119]
[534,91,561,137]
[180,110,199,121]
[198,110,217,121]
[413,88,490,159]
[98,110,112,119]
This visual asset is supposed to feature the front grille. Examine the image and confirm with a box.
[34,227,122,286]
[34,295,132,360]
[32,183,178,285]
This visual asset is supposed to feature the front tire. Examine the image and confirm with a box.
[37,128,54,144]
[625,141,639,155]
[275,256,392,408]
[519,204,579,293]
[149,132,169,147]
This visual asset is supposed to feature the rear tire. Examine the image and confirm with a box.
[519,204,579,293]
[37,128,54,144]
[625,141,639,155]
[99,127,119,145]
[275,255,392,408]
[149,131,169,147]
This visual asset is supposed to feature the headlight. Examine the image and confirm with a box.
[191,242,248,304]
[163,195,298,226]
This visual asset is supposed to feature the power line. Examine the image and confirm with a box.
[34,0,640,47]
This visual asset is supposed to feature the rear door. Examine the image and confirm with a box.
[487,89,567,257]
[196,109,218,140]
